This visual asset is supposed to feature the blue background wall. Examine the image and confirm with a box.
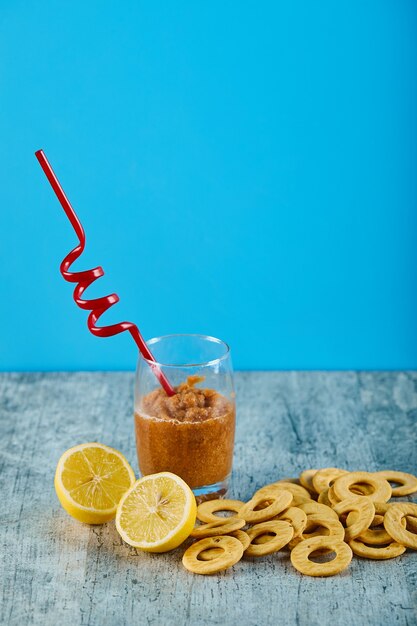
[0,1,416,371]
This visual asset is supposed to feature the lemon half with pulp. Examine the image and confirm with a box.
[55,442,135,524]
[116,472,197,552]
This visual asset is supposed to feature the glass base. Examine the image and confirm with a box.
[192,475,230,503]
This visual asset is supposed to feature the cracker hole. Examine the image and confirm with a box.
[349,482,374,495]
[253,500,272,511]
[387,480,403,488]
[303,529,331,539]
[304,523,321,533]
[197,547,224,561]
[253,532,276,544]
[214,511,235,518]
[308,550,336,563]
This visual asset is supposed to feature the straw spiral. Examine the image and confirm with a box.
[35,149,175,395]
[59,214,174,395]
[60,234,138,340]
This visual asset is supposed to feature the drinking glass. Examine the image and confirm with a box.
[134,334,235,499]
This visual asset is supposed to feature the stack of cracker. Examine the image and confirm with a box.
[182,469,417,576]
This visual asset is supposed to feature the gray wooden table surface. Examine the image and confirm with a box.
[1,371,416,626]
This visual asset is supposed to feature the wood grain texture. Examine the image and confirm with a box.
[0,371,416,626]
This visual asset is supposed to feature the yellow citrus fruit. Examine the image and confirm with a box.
[116,472,197,552]
[54,442,135,524]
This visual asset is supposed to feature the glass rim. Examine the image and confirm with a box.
[139,333,231,368]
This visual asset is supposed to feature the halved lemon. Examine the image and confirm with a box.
[116,472,197,552]
[54,442,135,524]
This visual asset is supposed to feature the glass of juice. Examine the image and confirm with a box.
[134,334,235,499]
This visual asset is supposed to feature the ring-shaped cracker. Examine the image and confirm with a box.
[384,503,417,550]
[274,507,307,538]
[197,499,245,523]
[332,472,392,503]
[300,514,345,541]
[190,517,245,538]
[371,502,390,516]
[373,470,417,497]
[245,521,294,556]
[348,502,392,544]
[276,482,312,503]
[239,490,293,523]
[255,482,311,506]
[327,485,340,506]
[357,527,393,545]
[231,529,251,551]
[290,537,353,576]
[198,530,251,560]
[312,468,348,494]
[406,516,417,534]
[317,489,333,507]
[297,501,339,521]
[272,478,311,500]
[333,497,375,541]
[349,538,406,560]
[299,469,319,494]
[289,513,345,550]
[255,480,311,506]
[182,536,244,574]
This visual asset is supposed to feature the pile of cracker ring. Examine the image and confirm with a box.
[182,468,417,576]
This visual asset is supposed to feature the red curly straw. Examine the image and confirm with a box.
[35,149,175,396]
